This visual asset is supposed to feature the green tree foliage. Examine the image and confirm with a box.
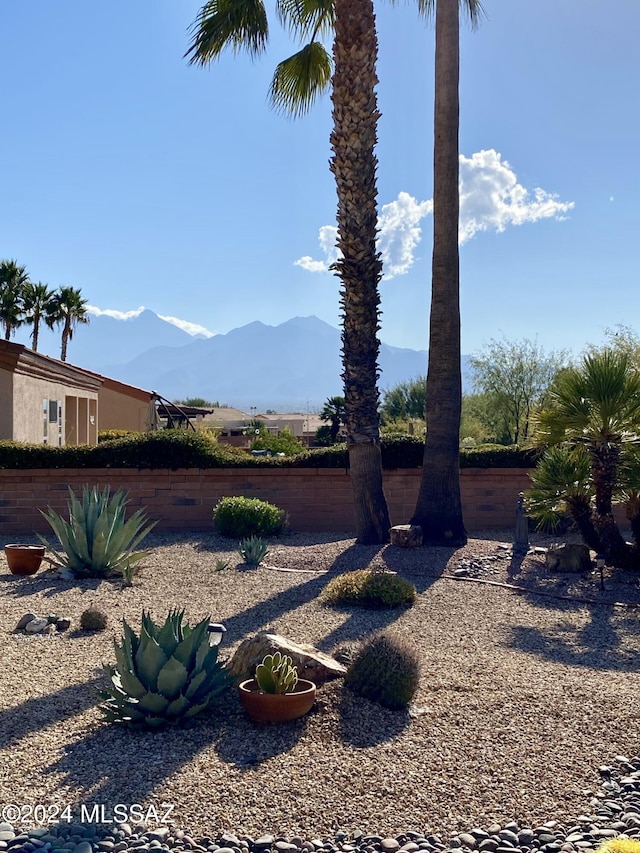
[320,395,347,443]
[22,281,56,351]
[469,337,569,445]
[251,426,304,456]
[0,259,30,341]
[526,350,640,569]
[381,377,425,422]
[176,397,216,408]
[48,285,90,362]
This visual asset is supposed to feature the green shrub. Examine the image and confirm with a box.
[213,496,287,538]
[320,568,416,609]
[98,430,137,442]
[344,632,421,710]
[80,606,108,631]
[0,433,539,470]
[459,444,540,469]
[99,609,230,728]
[251,428,305,457]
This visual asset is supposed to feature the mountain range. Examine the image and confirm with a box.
[14,311,472,411]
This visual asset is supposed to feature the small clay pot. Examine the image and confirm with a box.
[238,678,316,723]
[4,544,46,576]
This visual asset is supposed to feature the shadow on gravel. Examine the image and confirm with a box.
[380,543,457,591]
[216,572,330,640]
[48,687,305,803]
[0,571,103,599]
[504,601,640,672]
[48,690,231,805]
[337,686,410,746]
[312,542,457,654]
[0,677,103,749]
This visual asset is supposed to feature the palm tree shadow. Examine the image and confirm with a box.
[504,601,640,672]
[313,543,455,653]
[0,677,103,749]
[214,691,309,768]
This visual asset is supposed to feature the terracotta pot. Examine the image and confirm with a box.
[238,678,316,723]
[4,544,46,576]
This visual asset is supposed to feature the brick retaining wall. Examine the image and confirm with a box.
[0,467,534,537]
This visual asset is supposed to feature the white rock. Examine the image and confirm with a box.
[25,617,49,633]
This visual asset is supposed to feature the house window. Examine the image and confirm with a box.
[43,400,48,444]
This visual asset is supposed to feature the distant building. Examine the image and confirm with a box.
[0,340,154,445]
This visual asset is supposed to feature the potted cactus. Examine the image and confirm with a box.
[238,651,316,723]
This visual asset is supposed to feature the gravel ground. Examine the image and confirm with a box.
[1,529,639,842]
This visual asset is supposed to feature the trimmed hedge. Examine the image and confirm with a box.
[0,434,540,470]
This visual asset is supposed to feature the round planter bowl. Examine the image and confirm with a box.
[4,544,46,576]
[238,678,316,723]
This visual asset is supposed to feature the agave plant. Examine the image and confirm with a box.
[100,609,231,728]
[238,535,269,567]
[255,651,298,694]
[38,485,156,579]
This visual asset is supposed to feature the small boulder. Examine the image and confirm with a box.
[16,612,38,631]
[546,543,592,573]
[390,524,423,548]
[25,617,50,633]
[228,632,347,685]
[55,617,72,632]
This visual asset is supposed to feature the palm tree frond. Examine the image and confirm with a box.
[185,0,269,64]
[276,0,335,40]
[268,42,332,117]
[392,0,484,28]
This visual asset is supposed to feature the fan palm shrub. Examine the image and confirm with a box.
[38,485,156,579]
[525,350,640,569]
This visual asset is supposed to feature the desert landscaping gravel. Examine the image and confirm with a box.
[1,529,639,849]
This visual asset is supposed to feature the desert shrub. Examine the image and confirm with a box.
[98,430,137,442]
[251,428,304,457]
[80,606,108,631]
[345,632,421,710]
[319,568,416,609]
[213,496,287,539]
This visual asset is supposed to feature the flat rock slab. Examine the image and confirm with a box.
[390,524,423,548]
[228,632,347,685]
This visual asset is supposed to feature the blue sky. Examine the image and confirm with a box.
[3,1,639,356]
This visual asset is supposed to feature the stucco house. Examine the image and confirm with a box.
[0,340,154,445]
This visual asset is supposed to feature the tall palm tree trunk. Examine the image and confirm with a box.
[61,323,70,362]
[331,0,391,544]
[411,0,466,546]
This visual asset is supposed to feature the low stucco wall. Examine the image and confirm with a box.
[0,467,534,537]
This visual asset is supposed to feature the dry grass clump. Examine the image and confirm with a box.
[320,568,416,609]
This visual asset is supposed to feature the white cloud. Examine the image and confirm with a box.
[458,149,574,244]
[158,314,215,338]
[86,305,146,320]
[294,225,339,273]
[87,304,215,337]
[377,192,433,278]
[294,149,574,277]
